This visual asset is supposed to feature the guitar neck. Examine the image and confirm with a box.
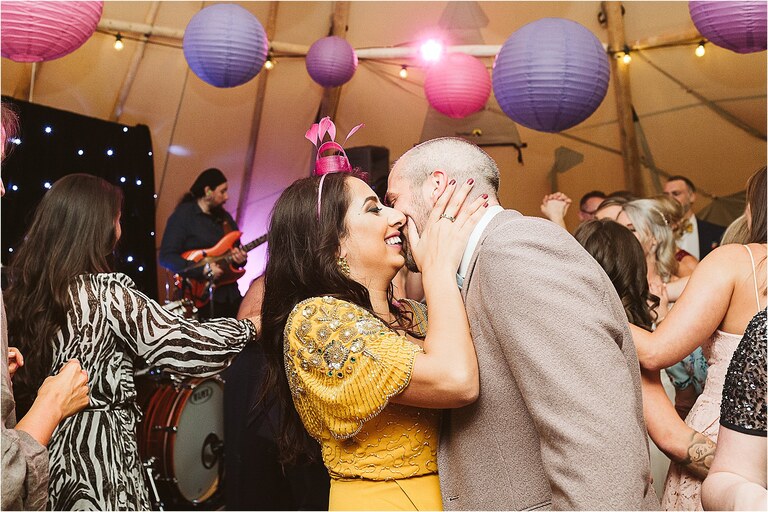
[211,234,268,265]
[241,234,268,253]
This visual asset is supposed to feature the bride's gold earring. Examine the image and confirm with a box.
[337,256,350,277]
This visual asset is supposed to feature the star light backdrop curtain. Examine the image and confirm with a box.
[1,97,158,297]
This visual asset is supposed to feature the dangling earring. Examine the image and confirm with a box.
[337,256,350,277]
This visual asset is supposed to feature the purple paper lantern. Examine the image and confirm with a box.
[424,53,491,119]
[306,36,358,87]
[492,18,610,133]
[689,1,767,54]
[1,1,103,62]
[183,4,269,88]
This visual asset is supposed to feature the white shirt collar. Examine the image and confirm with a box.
[678,215,699,260]
[457,205,504,286]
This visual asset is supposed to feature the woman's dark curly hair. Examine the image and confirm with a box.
[575,219,660,330]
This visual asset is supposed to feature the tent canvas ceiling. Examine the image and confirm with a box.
[2,1,765,297]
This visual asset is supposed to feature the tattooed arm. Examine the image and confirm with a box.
[679,431,716,480]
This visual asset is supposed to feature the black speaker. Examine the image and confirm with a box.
[346,146,389,200]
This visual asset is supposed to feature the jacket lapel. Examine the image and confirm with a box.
[461,211,515,300]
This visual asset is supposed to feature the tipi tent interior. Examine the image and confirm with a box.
[2,1,766,297]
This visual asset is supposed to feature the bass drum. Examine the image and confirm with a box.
[139,377,224,507]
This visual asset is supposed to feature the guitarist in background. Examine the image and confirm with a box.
[160,168,247,318]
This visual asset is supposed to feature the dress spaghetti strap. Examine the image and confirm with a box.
[744,245,761,312]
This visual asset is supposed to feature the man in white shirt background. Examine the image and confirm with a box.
[664,175,726,260]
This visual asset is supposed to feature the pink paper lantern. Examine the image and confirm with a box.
[1,1,103,62]
[306,36,358,87]
[424,53,491,119]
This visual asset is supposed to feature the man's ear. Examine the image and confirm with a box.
[689,191,697,204]
[428,169,449,206]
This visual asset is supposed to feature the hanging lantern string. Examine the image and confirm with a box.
[96,16,714,58]
[96,28,182,50]
[606,37,710,58]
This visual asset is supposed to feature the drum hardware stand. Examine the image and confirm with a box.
[202,262,216,318]
[152,425,178,433]
[142,457,166,511]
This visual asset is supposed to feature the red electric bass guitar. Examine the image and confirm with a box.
[175,231,267,308]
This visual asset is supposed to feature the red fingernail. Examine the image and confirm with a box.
[484,202,489,208]
[467,178,474,185]
[449,179,456,185]
[482,193,488,199]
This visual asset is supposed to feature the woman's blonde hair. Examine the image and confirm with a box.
[652,194,687,238]
[721,214,750,245]
[622,198,679,282]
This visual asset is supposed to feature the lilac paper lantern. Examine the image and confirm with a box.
[1,1,103,62]
[183,4,269,88]
[689,1,767,54]
[306,36,358,87]
[424,53,491,119]
[492,18,609,133]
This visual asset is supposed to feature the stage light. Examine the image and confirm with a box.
[44,181,51,189]
[107,148,114,156]
[12,138,21,145]
[420,39,443,63]
[120,176,126,183]
[136,179,142,186]
[399,65,408,79]
[77,149,84,155]
[11,185,18,191]
[138,266,144,272]
[148,151,153,156]
[122,126,128,132]
[44,126,52,133]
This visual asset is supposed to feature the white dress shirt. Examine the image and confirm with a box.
[457,205,505,289]
[678,215,700,260]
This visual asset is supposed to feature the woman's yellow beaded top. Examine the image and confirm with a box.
[283,296,439,480]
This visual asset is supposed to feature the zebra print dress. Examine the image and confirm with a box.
[45,273,254,510]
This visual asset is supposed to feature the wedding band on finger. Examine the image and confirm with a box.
[439,213,457,223]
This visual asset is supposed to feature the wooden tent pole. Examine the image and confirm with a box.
[110,1,161,121]
[235,1,279,224]
[317,2,351,122]
[602,1,644,197]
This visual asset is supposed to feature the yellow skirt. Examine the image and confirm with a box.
[329,474,443,511]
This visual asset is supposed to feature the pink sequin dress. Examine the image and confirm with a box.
[661,329,742,510]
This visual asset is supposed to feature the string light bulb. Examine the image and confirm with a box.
[399,65,408,79]
[264,54,275,70]
[114,33,124,51]
[621,45,632,64]
[695,40,706,58]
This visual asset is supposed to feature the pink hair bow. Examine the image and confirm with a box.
[307,117,364,220]
[305,117,364,176]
